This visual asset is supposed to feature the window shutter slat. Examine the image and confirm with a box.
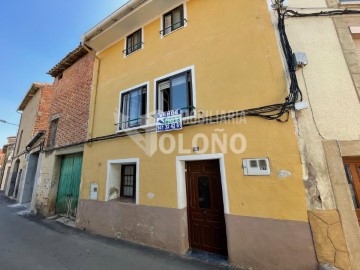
[164,14,172,34]
[159,80,170,90]
[173,8,181,28]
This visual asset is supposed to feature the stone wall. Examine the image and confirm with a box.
[309,210,351,270]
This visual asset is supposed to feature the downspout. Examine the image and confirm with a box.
[87,53,101,144]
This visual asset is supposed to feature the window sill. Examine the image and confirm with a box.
[116,114,196,134]
[124,47,143,58]
[108,197,136,204]
[161,25,186,39]
[116,124,155,134]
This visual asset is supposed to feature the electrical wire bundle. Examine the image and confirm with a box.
[30,2,342,153]
[285,9,360,18]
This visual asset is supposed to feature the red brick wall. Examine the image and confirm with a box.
[33,85,53,136]
[46,52,95,148]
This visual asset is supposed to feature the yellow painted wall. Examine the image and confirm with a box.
[81,0,308,222]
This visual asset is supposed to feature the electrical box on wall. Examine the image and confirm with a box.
[293,52,308,69]
[243,158,271,176]
[90,183,98,200]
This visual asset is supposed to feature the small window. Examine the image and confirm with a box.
[121,164,136,202]
[58,73,63,80]
[48,119,58,147]
[119,86,147,130]
[156,71,194,116]
[124,29,142,55]
[162,5,185,36]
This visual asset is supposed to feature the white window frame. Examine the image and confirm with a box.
[117,81,150,132]
[106,158,140,204]
[123,27,145,58]
[160,2,188,39]
[153,65,196,120]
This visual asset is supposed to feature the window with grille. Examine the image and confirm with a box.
[162,5,185,36]
[125,29,142,55]
[121,164,136,200]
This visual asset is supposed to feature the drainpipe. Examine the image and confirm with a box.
[87,55,101,143]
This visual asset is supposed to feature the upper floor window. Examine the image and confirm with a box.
[162,5,185,36]
[124,29,142,56]
[156,70,194,117]
[119,85,147,130]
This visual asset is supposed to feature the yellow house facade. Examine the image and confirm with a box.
[77,0,317,268]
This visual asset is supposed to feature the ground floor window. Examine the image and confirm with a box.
[121,164,136,201]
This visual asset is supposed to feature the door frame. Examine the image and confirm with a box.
[323,141,360,267]
[176,154,229,253]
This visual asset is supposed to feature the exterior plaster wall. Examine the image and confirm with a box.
[280,1,360,268]
[78,1,316,268]
[285,0,360,210]
[0,150,4,177]
[81,121,308,221]
[0,162,12,191]
[33,151,59,216]
[6,86,53,203]
[6,90,40,198]
[0,138,16,190]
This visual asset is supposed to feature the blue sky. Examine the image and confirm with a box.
[0,0,128,147]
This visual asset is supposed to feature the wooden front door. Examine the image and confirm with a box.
[343,157,360,225]
[186,160,228,255]
[56,154,83,217]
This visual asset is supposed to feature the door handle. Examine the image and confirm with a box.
[203,209,207,215]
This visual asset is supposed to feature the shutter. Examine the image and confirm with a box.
[127,35,133,54]
[134,30,141,50]
[164,14,172,34]
[173,8,182,29]
[172,75,186,87]
[159,80,170,90]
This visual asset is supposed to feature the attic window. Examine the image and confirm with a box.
[58,73,63,81]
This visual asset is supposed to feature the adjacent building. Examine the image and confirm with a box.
[33,45,95,217]
[4,83,52,206]
[0,136,16,191]
[270,0,360,269]
[0,150,4,181]
[76,1,317,269]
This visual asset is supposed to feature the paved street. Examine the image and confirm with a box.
[0,192,227,270]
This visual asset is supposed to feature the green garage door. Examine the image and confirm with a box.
[55,154,83,216]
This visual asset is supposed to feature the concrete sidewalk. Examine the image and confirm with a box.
[0,192,230,270]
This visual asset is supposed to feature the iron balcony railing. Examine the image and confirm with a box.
[159,19,187,36]
[122,42,144,55]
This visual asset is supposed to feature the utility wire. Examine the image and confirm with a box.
[10,2,323,156]
[0,119,19,126]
